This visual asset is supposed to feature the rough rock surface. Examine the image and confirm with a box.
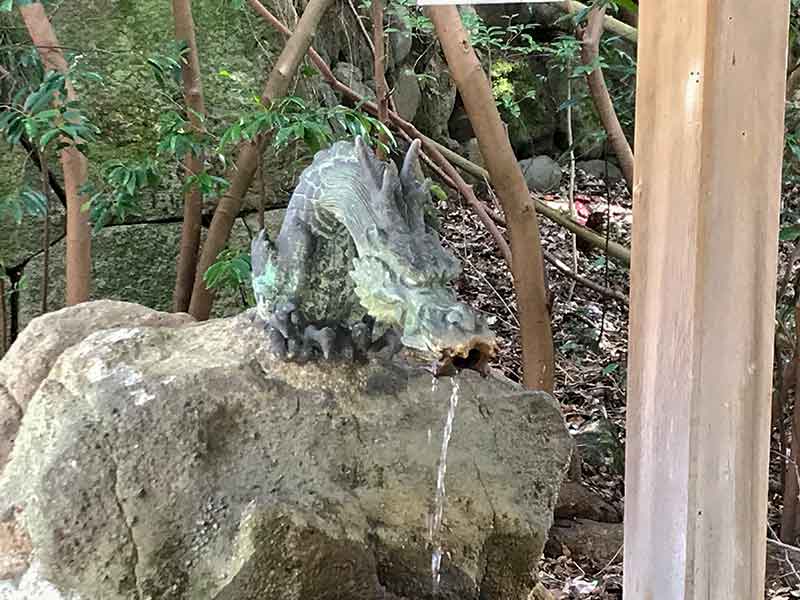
[0,302,572,600]
[0,301,193,472]
[572,417,625,476]
[519,156,563,193]
[415,52,458,144]
[392,67,422,122]
[554,482,621,524]
[576,160,624,184]
[545,519,624,568]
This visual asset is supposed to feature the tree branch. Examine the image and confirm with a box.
[246,0,513,268]
[562,1,638,44]
[579,5,634,191]
[188,0,335,320]
[172,0,208,313]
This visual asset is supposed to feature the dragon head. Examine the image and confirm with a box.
[347,137,497,375]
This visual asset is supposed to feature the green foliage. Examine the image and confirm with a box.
[156,111,208,160]
[204,248,253,305]
[218,96,396,156]
[80,159,160,233]
[461,12,543,58]
[381,0,434,39]
[147,42,189,91]
[183,171,229,198]
[0,70,99,153]
[780,223,800,242]
[0,188,47,225]
[489,59,535,119]
[787,130,800,182]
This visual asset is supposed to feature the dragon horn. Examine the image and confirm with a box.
[400,138,423,184]
[355,135,383,192]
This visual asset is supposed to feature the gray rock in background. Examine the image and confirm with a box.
[387,6,413,70]
[415,52,458,145]
[392,67,421,122]
[519,156,563,192]
[576,159,624,184]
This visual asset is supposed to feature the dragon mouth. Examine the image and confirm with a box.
[427,337,496,378]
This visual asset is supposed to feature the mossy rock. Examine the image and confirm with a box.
[18,221,250,329]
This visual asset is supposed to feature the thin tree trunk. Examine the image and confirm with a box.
[0,276,6,356]
[428,6,555,392]
[781,299,800,542]
[371,0,388,159]
[39,149,50,313]
[257,154,266,231]
[19,2,91,305]
[580,5,634,191]
[172,0,207,313]
[8,269,20,346]
[566,69,578,301]
[188,0,335,320]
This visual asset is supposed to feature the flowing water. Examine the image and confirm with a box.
[428,376,460,595]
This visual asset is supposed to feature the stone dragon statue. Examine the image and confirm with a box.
[250,136,496,374]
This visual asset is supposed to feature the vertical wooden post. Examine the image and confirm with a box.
[625,2,789,598]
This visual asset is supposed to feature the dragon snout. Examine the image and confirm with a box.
[428,304,496,377]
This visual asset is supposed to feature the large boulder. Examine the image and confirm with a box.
[0,301,193,473]
[0,303,572,599]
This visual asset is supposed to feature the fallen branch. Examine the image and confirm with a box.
[562,0,638,44]
[400,134,633,266]
[534,200,630,266]
[542,248,628,305]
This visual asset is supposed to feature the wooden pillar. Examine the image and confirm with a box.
[625,2,789,598]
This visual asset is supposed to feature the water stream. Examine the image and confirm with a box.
[428,376,460,595]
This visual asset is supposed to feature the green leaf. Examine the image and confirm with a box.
[780,225,800,241]
[429,183,447,202]
[602,362,620,376]
[39,127,61,149]
[0,0,13,12]
[611,0,637,13]
[34,108,60,121]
